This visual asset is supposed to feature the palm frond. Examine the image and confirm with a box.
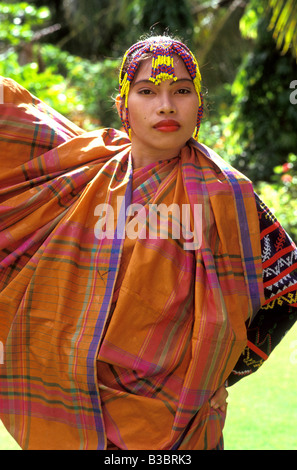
[268,0,297,58]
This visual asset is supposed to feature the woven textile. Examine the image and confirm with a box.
[228,195,297,384]
[0,77,295,449]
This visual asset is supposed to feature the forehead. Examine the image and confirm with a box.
[133,54,192,83]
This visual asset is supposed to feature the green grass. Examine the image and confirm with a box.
[0,424,21,450]
[224,322,297,450]
[1,323,297,450]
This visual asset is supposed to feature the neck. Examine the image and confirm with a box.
[131,146,181,169]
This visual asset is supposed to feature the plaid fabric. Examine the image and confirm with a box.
[0,77,294,450]
[95,142,266,450]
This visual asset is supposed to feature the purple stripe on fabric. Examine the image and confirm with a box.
[86,173,132,449]
[196,143,261,312]
[223,169,261,310]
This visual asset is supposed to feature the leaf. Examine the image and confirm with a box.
[268,0,297,59]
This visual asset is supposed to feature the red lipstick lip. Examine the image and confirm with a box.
[154,119,180,131]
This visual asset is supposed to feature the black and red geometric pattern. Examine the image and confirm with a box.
[228,194,297,385]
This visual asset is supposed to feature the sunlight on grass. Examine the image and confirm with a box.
[224,323,297,450]
[0,422,20,450]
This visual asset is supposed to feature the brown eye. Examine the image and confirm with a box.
[176,88,191,94]
[139,89,154,95]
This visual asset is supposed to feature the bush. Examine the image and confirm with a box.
[0,2,121,130]
[257,153,297,240]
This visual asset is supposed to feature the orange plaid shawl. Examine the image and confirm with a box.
[0,78,264,449]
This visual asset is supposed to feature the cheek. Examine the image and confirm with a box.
[188,103,199,129]
[128,105,148,129]
[127,94,150,124]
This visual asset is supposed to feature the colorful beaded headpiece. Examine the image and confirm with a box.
[119,36,203,140]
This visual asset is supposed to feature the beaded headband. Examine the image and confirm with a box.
[119,37,203,140]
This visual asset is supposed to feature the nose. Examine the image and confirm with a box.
[157,92,176,115]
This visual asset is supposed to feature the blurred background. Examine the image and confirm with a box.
[0,0,296,450]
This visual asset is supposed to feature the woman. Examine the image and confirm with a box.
[0,35,296,450]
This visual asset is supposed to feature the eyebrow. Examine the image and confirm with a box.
[132,78,194,87]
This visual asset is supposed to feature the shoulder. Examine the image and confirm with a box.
[189,138,253,184]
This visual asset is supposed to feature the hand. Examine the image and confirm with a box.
[210,385,228,413]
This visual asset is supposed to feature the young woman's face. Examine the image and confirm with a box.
[121,54,200,168]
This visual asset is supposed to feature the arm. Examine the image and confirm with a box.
[0,76,84,173]
[227,193,297,386]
